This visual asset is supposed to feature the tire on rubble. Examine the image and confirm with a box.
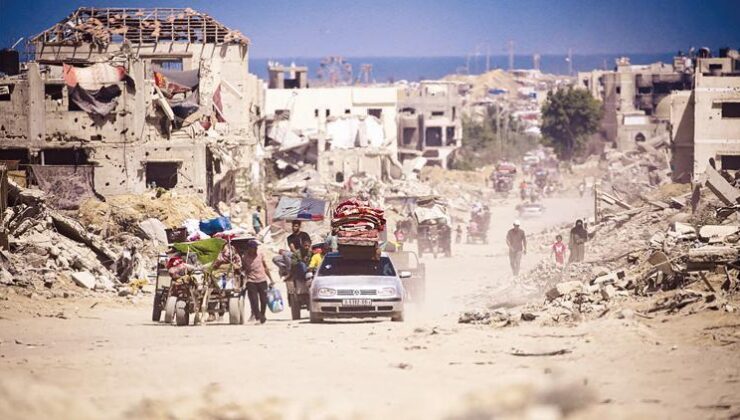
[228,296,242,325]
[175,299,190,326]
[152,290,163,322]
[164,296,177,324]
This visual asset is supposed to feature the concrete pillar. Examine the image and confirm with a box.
[617,64,636,112]
[27,62,45,146]
[131,59,146,142]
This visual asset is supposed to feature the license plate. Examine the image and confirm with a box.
[342,299,372,306]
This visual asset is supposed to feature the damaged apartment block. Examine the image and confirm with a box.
[397,81,463,168]
[0,7,264,208]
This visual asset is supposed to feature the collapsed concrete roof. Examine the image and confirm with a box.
[30,7,250,47]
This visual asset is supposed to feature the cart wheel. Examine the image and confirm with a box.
[290,299,301,320]
[228,296,241,325]
[152,290,163,322]
[175,299,189,326]
[164,296,177,324]
[238,296,246,325]
[309,311,323,323]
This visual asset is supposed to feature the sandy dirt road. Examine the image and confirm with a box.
[1,195,739,419]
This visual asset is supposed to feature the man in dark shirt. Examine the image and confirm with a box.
[506,220,527,276]
[287,221,311,252]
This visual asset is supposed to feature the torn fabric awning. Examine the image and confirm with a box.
[68,84,122,117]
[153,66,199,95]
[63,63,134,90]
[63,63,134,117]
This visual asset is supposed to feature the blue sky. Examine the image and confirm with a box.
[1,0,738,57]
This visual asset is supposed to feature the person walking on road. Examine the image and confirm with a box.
[252,206,263,235]
[569,219,588,263]
[551,234,568,266]
[506,220,527,276]
[240,241,275,324]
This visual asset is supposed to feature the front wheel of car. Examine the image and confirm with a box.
[391,312,405,322]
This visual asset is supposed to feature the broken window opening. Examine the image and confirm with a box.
[0,148,30,164]
[635,132,646,142]
[335,172,345,183]
[721,102,740,118]
[720,155,740,170]
[45,84,64,100]
[402,128,416,146]
[275,109,290,119]
[314,109,319,117]
[325,109,331,117]
[431,111,444,117]
[145,162,179,190]
[452,106,456,121]
[0,84,14,101]
[368,108,382,119]
[425,127,443,147]
[400,107,415,115]
[344,109,351,115]
[42,148,89,165]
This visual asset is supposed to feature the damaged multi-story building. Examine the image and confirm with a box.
[577,56,693,151]
[670,50,740,181]
[264,65,402,184]
[0,7,263,208]
[397,81,463,168]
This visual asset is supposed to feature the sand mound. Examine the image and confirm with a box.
[78,192,216,236]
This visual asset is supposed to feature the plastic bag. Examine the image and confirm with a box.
[266,287,284,313]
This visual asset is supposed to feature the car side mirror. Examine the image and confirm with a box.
[399,271,412,279]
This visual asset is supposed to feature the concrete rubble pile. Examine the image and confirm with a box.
[1,181,124,294]
[461,163,740,327]
[0,182,212,297]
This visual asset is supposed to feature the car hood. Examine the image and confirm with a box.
[312,275,400,289]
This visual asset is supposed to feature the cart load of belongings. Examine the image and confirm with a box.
[496,162,517,174]
[169,238,241,290]
[332,198,386,260]
[272,196,327,221]
[413,196,450,226]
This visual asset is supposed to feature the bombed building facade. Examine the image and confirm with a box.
[397,81,463,168]
[670,54,740,180]
[577,56,693,151]
[0,8,263,207]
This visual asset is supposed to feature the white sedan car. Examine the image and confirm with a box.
[309,252,408,323]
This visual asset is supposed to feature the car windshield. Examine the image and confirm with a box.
[317,255,396,277]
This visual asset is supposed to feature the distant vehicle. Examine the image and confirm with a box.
[522,154,540,165]
[516,202,545,218]
[309,252,407,323]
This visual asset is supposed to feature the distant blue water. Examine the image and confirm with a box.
[249,53,676,82]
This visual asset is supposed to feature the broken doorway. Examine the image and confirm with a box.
[145,161,179,189]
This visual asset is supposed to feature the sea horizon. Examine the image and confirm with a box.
[249,52,679,82]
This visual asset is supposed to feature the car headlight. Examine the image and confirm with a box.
[378,287,397,297]
[317,288,336,297]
